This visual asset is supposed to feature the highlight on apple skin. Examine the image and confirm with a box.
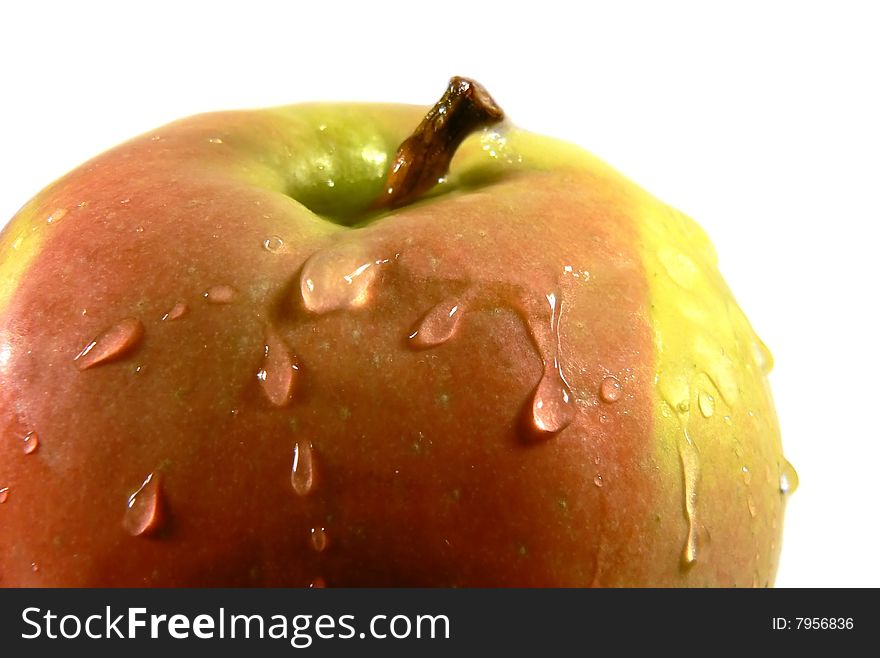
[0,77,796,586]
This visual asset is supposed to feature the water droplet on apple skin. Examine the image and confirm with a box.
[753,339,774,375]
[309,577,327,588]
[658,247,700,289]
[679,428,700,569]
[701,358,739,406]
[291,442,316,496]
[525,292,575,439]
[530,367,575,436]
[0,487,9,504]
[22,431,39,455]
[161,302,188,321]
[299,242,389,314]
[779,459,799,496]
[263,236,284,253]
[408,300,463,349]
[123,473,164,537]
[46,207,68,224]
[203,285,237,304]
[698,391,715,418]
[258,329,299,407]
[599,376,622,403]
[74,317,144,370]
[310,527,329,552]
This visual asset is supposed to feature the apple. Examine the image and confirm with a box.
[0,77,795,586]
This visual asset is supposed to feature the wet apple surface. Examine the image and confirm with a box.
[0,79,795,586]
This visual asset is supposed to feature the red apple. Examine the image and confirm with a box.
[0,78,795,586]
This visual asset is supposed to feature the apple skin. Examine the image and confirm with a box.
[0,100,792,586]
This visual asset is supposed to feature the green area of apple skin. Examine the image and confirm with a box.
[0,99,789,587]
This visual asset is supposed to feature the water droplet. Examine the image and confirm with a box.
[747,496,757,518]
[0,487,8,503]
[23,431,39,455]
[31,562,39,572]
[299,243,384,313]
[698,391,715,418]
[208,137,224,144]
[263,235,284,253]
[291,442,316,495]
[599,376,622,403]
[46,207,68,224]
[309,577,327,588]
[753,339,774,374]
[779,459,799,496]
[593,474,604,488]
[0,341,12,374]
[679,428,700,568]
[408,300,463,349]
[310,527,329,552]
[528,292,575,437]
[677,400,690,413]
[74,317,144,370]
[658,247,700,289]
[742,465,752,485]
[203,285,237,304]
[699,353,739,405]
[161,302,188,321]
[123,473,163,537]
[532,368,575,435]
[259,328,299,406]
[657,372,689,417]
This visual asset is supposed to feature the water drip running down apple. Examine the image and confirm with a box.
[0,77,796,586]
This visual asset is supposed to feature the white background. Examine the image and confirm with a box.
[1,1,877,587]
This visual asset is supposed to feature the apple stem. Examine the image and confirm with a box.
[376,77,505,209]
